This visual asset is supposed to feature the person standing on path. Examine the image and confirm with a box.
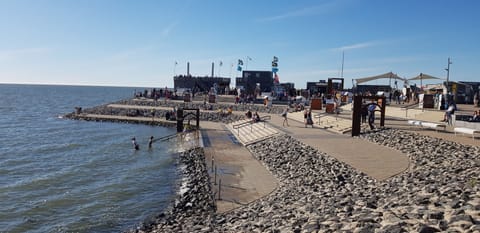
[306,109,314,128]
[303,108,308,127]
[281,107,289,127]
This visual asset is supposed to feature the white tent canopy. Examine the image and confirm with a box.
[408,73,442,81]
[408,73,443,87]
[408,73,441,80]
[355,72,404,85]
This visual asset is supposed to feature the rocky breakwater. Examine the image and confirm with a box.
[215,130,479,232]
[120,98,287,115]
[130,147,215,233]
[65,99,248,124]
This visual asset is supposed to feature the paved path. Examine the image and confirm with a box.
[264,113,410,181]
[200,121,278,213]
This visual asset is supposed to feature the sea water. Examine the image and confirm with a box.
[0,84,178,232]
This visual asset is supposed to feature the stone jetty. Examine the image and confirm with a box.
[65,98,286,124]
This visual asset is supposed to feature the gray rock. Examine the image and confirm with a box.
[418,225,441,233]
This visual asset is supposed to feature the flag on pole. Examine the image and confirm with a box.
[237,59,243,71]
[247,56,252,61]
[272,56,279,73]
[175,61,178,65]
[219,61,223,66]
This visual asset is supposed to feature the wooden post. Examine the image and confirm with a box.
[218,179,222,200]
[352,95,362,137]
[211,157,214,173]
[214,165,217,185]
[196,108,200,129]
[380,96,386,127]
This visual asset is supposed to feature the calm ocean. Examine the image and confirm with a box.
[0,84,179,232]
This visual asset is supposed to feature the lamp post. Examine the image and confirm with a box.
[444,57,452,108]
[445,57,452,92]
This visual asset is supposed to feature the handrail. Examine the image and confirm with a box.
[260,115,271,121]
[233,120,253,135]
[232,115,271,134]
[259,115,271,128]
[154,132,181,142]
[232,120,252,129]
[399,102,418,110]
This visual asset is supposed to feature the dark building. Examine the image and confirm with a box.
[458,81,480,104]
[235,70,274,95]
[355,85,392,95]
[280,82,295,90]
[173,75,230,94]
[307,80,328,95]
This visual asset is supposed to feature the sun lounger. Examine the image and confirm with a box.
[454,127,480,140]
[408,120,446,132]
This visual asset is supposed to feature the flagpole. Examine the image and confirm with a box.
[245,57,248,71]
[341,51,344,78]
[230,62,234,88]
[217,61,222,77]
[174,61,177,76]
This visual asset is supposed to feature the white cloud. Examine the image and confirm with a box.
[162,21,178,37]
[338,42,376,51]
[258,0,342,22]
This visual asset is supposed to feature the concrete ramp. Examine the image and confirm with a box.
[225,119,280,145]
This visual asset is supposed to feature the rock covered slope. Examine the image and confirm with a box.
[216,129,480,232]
[132,129,479,232]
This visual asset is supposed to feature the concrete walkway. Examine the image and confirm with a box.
[200,121,278,213]
[265,113,410,181]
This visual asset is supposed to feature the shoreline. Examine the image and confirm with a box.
[65,98,480,232]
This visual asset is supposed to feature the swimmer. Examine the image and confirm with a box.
[132,137,139,150]
[148,136,154,148]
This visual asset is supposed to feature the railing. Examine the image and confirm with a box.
[400,103,420,118]
[155,132,181,142]
[232,115,271,135]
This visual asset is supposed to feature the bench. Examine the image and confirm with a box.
[454,127,480,140]
[408,120,446,132]
[408,120,422,126]
[420,122,446,132]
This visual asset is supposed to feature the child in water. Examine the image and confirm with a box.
[148,136,154,148]
[132,137,139,150]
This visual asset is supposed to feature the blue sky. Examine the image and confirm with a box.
[0,0,479,88]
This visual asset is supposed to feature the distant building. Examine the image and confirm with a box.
[236,71,274,95]
[173,75,230,94]
[355,85,392,95]
[307,80,328,95]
